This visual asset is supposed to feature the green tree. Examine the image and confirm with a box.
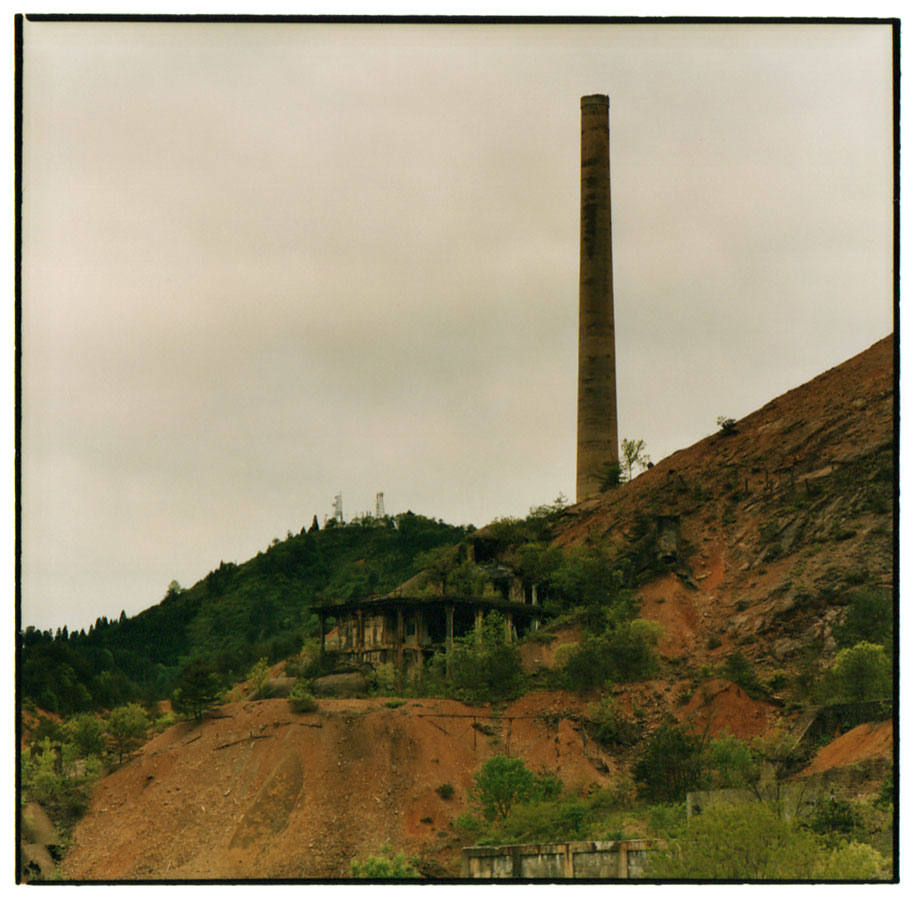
[632,724,705,802]
[620,438,651,481]
[648,801,888,880]
[172,658,221,721]
[833,587,893,649]
[447,612,526,705]
[105,703,149,763]
[720,650,763,695]
[414,545,457,593]
[831,642,892,703]
[707,730,756,788]
[246,657,271,699]
[66,713,107,758]
[599,460,623,491]
[561,618,661,691]
[467,756,562,823]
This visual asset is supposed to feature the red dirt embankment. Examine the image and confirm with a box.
[61,694,619,880]
[802,720,893,776]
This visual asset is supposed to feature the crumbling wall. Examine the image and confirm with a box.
[461,839,659,879]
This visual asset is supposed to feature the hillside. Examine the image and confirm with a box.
[36,336,895,881]
[562,334,894,679]
[20,512,470,715]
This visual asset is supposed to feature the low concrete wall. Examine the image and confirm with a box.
[461,839,659,879]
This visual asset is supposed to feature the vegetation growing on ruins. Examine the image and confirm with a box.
[20,512,469,715]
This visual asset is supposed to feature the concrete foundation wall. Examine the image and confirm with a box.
[461,839,658,879]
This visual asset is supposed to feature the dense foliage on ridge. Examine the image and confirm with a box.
[20,512,470,714]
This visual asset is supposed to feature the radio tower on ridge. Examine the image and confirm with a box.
[375,492,385,519]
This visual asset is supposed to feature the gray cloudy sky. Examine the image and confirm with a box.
[21,19,894,632]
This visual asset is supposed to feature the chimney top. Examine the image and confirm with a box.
[581,94,609,108]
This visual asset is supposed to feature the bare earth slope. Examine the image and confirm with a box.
[62,694,622,879]
[61,336,895,880]
[560,335,894,672]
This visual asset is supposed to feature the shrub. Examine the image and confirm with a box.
[435,782,455,800]
[153,713,176,733]
[65,713,106,758]
[477,796,590,845]
[246,657,271,699]
[467,756,562,823]
[350,845,420,878]
[172,658,222,721]
[599,460,623,491]
[719,651,763,695]
[21,737,102,825]
[105,703,149,763]
[288,678,318,713]
[833,588,893,650]
[647,801,889,880]
[632,725,705,802]
[831,642,892,703]
[586,696,642,748]
[445,612,526,705]
[370,662,399,695]
[561,619,661,692]
[716,416,738,436]
[646,802,688,838]
[706,730,755,789]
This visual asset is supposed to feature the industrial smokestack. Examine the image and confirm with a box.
[576,93,619,502]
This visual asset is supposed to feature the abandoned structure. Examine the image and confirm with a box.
[462,839,659,879]
[315,536,545,669]
[576,93,619,503]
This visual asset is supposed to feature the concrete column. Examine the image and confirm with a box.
[446,604,454,678]
[576,93,619,502]
[396,607,404,667]
[475,608,483,646]
[504,612,513,644]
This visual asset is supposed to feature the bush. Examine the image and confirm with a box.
[632,725,705,802]
[646,802,688,838]
[477,796,590,845]
[105,703,149,763]
[435,782,455,800]
[369,662,398,696]
[467,756,562,823]
[65,713,106,758]
[561,619,661,692]
[172,658,222,721]
[586,696,642,748]
[288,678,318,713]
[350,845,420,878]
[719,651,763,695]
[830,642,892,703]
[246,657,271,699]
[647,801,889,880]
[153,713,176,733]
[445,612,526,705]
[833,588,893,650]
[21,737,102,825]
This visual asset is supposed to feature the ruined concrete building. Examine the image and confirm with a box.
[315,536,545,669]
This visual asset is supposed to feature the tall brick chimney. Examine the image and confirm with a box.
[576,93,618,502]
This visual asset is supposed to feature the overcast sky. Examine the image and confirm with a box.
[20,18,894,632]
